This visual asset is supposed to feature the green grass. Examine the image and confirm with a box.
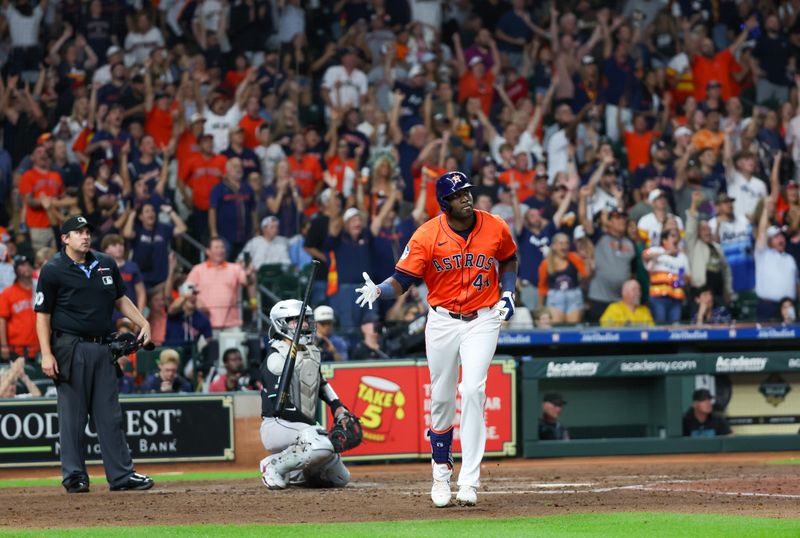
[0,470,257,489]
[1,514,799,537]
[768,457,800,465]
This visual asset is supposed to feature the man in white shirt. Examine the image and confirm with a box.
[638,189,684,248]
[724,140,767,221]
[93,46,124,86]
[321,48,368,117]
[238,216,291,270]
[708,192,755,293]
[584,156,623,221]
[254,124,286,187]
[124,12,165,67]
[202,71,254,153]
[754,199,798,321]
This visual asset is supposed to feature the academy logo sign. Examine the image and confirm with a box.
[715,355,768,373]
[546,361,600,378]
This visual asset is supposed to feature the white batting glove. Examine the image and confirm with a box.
[355,272,380,310]
[493,291,515,321]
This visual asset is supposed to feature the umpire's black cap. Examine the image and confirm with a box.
[543,392,566,406]
[60,215,93,234]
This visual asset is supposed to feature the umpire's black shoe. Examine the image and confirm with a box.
[64,477,90,493]
[110,473,154,491]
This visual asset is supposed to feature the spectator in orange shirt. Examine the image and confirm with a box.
[691,109,725,155]
[176,113,206,180]
[287,132,323,216]
[499,149,536,202]
[239,95,265,150]
[179,133,227,243]
[0,256,39,360]
[143,66,176,148]
[454,32,501,116]
[690,19,756,102]
[19,146,64,251]
[622,113,656,172]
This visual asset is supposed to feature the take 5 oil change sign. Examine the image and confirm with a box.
[320,359,516,461]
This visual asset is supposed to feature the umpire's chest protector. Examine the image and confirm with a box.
[268,340,322,420]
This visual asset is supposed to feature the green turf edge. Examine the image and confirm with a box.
[1,513,799,538]
[0,471,258,488]
[768,458,800,465]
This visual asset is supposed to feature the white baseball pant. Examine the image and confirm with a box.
[425,305,501,488]
[260,417,350,487]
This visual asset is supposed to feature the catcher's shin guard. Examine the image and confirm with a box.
[428,427,454,468]
[304,454,350,488]
[271,427,336,476]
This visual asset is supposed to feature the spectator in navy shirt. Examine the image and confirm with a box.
[495,0,538,66]
[324,206,377,330]
[123,134,164,195]
[210,157,257,261]
[102,233,146,321]
[513,192,555,310]
[264,160,303,237]
[96,63,129,106]
[394,65,427,128]
[86,104,133,170]
[125,172,164,214]
[123,201,187,289]
[223,126,261,178]
[753,14,791,106]
[602,42,636,142]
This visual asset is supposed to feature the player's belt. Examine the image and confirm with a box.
[432,305,479,322]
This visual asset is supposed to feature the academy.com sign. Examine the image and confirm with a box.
[546,360,600,377]
[715,355,768,373]
[0,396,233,467]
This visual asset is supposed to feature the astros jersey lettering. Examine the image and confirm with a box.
[396,210,517,313]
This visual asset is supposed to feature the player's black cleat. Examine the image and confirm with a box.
[64,476,90,493]
[109,473,154,491]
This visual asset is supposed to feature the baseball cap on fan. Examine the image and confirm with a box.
[61,215,93,234]
[343,207,361,223]
[648,189,667,204]
[314,305,335,323]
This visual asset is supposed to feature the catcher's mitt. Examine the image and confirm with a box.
[329,411,363,453]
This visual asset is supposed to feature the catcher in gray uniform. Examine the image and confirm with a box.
[258,299,362,489]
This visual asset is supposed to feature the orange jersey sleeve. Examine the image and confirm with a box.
[567,252,588,278]
[398,210,518,313]
[538,260,549,298]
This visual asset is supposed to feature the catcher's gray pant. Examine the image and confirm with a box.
[260,417,350,487]
[57,342,134,487]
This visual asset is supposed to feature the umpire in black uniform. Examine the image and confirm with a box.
[35,215,154,493]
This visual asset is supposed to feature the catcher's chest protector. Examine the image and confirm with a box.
[272,340,322,419]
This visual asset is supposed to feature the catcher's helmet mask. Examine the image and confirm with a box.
[269,299,315,345]
[436,171,474,212]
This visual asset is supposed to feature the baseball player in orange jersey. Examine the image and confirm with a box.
[355,171,517,507]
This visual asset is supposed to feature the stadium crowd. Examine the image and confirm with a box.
[3,0,800,395]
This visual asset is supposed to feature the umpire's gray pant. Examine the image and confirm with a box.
[57,341,134,487]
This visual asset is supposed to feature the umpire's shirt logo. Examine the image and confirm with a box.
[34,250,127,336]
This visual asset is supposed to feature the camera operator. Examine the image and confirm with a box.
[35,215,154,493]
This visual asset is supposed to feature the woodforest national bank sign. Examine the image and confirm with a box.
[0,395,234,467]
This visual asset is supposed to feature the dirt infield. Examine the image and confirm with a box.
[3,453,800,528]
